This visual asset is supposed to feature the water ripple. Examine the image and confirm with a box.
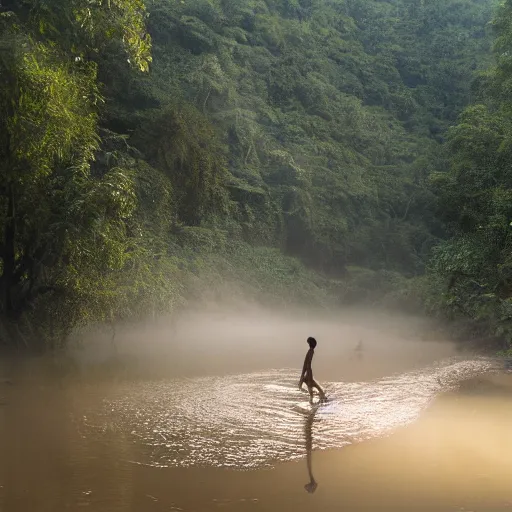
[83,357,498,469]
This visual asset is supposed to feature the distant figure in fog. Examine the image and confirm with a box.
[355,339,364,360]
[299,337,327,403]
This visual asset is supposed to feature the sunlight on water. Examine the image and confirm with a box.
[83,357,498,469]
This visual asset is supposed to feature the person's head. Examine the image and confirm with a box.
[304,480,318,493]
[307,337,317,349]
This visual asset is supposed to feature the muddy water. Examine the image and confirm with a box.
[1,351,511,511]
[81,358,497,469]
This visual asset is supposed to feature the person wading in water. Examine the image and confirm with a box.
[299,337,327,403]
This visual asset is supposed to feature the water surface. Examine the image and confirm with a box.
[82,358,497,469]
[1,339,511,511]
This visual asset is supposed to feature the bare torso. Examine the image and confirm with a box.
[303,348,314,383]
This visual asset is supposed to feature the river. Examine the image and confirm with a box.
[0,310,511,511]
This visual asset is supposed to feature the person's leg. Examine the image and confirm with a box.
[307,384,314,404]
[311,379,326,399]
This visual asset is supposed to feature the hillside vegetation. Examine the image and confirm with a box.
[0,0,503,349]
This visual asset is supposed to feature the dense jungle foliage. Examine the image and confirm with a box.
[428,0,512,351]
[0,0,509,350]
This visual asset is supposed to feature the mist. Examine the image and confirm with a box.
[70,303,459,382]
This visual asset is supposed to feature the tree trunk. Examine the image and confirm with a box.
[1,183,16,316]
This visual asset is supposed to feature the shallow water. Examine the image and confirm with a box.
[1,332,511,511]
[82,357,498,469]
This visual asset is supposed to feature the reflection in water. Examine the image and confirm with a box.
[1,355,512,512]
[82,357,498,469]
[304,403,319,493]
